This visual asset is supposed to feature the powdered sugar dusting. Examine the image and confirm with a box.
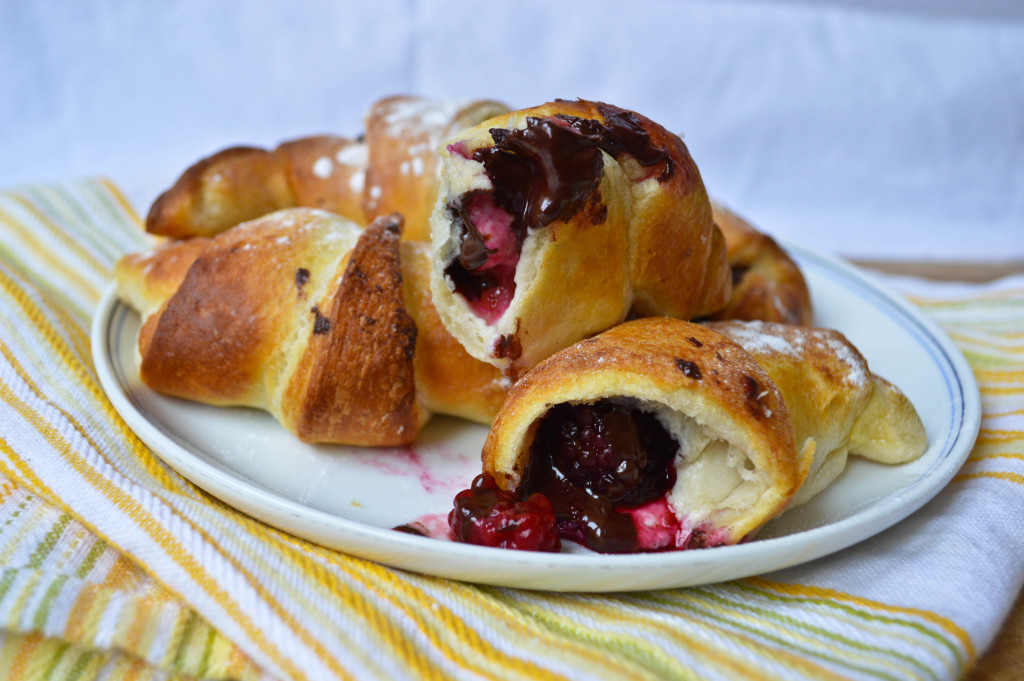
[382,98,471,136]
[406,142,430,156]
[720,320,802,357]
[336,143,368,167]
[312,156,333,179]
[349,169,365,193]
[827,337,869,388]
[720,321,869,389]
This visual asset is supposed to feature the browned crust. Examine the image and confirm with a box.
[114,237,210,318]
[705,321,870,469]
[482,318,801,506]
[118,208,506,442]
[363,96,443,242]
[138,212,326,405]
[705,319,927,504]
[431,99,729,379]
[522,99,732,321]
[145,146,298,238]
[284,214,425,444]
[429,106,633,378]
[709,202,813,325]
[145,96,510,242]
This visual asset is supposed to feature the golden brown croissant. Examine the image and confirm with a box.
[457,316,927,553]
[709,201,813,325]
[706,320,928,505]
[469,317,810,553]
[115,209,508,445]
[145,96,510,242]
[429,99,731,378]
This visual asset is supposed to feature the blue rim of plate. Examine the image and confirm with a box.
[91,243,981,591]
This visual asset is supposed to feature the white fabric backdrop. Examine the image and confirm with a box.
[2,0,1022,261]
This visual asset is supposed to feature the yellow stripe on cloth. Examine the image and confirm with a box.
[0,178,1022,681]
[0,475,263,680]
[0,266,356,680]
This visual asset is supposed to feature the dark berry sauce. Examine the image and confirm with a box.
[523,400,680,554]
[443,401,735,554]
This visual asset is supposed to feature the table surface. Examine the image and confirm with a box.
[852,259,1024,680]
[966,586,1024,681]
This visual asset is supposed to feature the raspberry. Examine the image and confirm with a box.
[448,474,561,552]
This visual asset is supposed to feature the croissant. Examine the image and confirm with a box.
[114,209,508,445]
[429,99,731,378]
[145,95,510,241]
[465,316,928,553]
[706,320,928,506]
[708,201,813,325]
[472,317,810,553]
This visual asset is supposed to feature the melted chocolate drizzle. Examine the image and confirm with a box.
[310,305,331,335]
[557,103,674,182]
[445,115,608,314]
[477,118,605,235]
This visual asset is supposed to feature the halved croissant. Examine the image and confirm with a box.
[709,201,813,325]
[706,320,928,506]
[145,96,510,241]
[115,209,508,445]
[481,317,811,553]
[429,99,731,378]
[477,316,927,553]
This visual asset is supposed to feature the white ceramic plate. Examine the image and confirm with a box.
[91,244,980,592]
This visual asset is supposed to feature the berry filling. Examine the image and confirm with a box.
[542,401,677,507]
[525,400,681,553]
[448,473,561,552]
[444,192,518,324]
[446,401,733,554]
[444,116,605,324]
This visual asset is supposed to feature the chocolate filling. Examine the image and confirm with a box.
[524,400,680,553]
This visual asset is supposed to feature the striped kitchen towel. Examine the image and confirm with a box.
[0,178,1021,681]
